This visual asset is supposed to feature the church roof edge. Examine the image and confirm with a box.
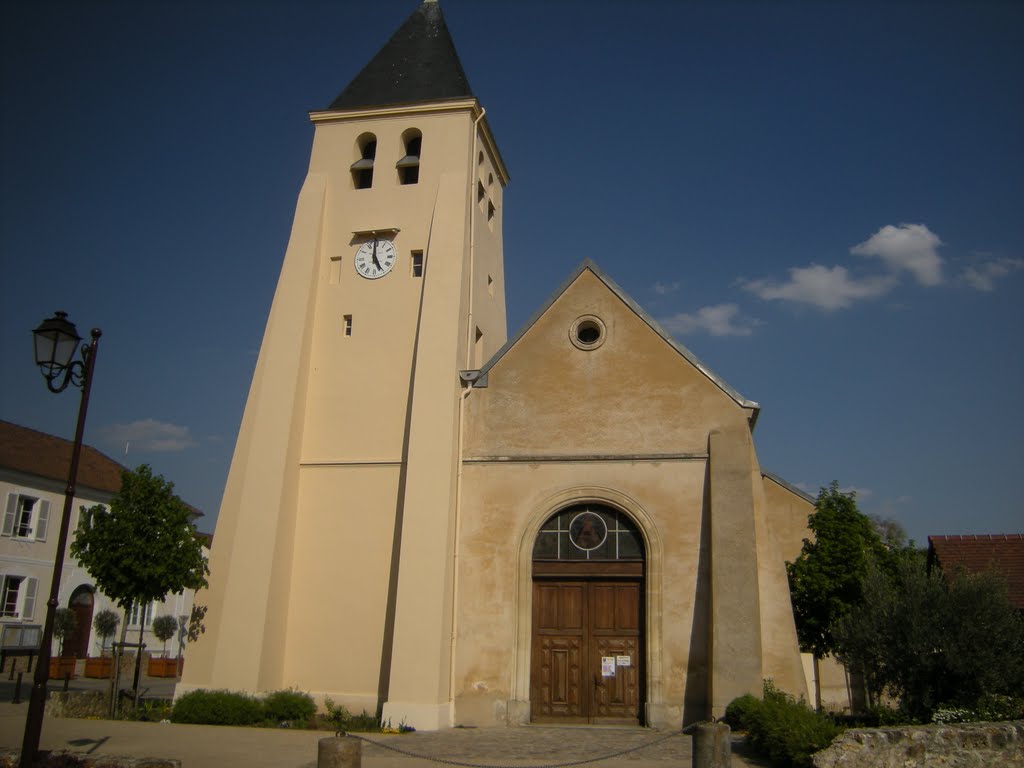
[328,1,473,112]
[474,260,761,426]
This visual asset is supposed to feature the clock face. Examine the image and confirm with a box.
[354,239,397,279]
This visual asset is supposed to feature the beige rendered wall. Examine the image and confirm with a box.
[455,268,755,727]
[181,99,509,731]
[750,459,810,703]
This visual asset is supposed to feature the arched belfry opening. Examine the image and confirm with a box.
[530,503,645,724]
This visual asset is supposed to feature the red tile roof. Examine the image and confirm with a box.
[928,534,1024,610]
[0,419,125,496]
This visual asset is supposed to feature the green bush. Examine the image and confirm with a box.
[724,693,761,731]
[321,697,384,732]
[264,688,316,724]
[932,694,1024,724]
[727,681,841,768]
[170,689,265,726]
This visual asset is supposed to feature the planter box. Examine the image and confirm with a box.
[147,657,182,678]
[49,656,76,679]
[83,656,113,678]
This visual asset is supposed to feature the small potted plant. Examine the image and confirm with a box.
[84,609,119,678]
[147,615,181,677]
[49,608,78,679]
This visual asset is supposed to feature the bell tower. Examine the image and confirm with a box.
[179,0,509,730]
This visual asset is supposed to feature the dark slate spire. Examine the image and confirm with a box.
[329,1,473,111]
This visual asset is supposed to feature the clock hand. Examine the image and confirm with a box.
[371,239,382,269]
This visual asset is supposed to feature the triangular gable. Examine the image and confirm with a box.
[471,259,761,427]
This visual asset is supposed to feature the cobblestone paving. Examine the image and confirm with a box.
[356,726,692,765]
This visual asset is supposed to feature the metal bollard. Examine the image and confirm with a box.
[318,734,361,768]
[692,722,731,768]
[13,672,23,704]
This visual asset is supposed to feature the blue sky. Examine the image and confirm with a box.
[2,0,1021,544]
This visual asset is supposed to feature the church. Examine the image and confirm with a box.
[178,0,817,729]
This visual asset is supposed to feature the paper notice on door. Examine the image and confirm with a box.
[601,656,616,676]
[617,655,631,667]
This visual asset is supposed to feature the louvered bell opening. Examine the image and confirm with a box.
[350,158,375,171]
[396,155,419,168]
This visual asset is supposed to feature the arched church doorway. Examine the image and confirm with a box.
[530,503,645,724]
[65,586,94,658]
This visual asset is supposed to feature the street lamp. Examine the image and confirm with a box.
[21,312,101,768]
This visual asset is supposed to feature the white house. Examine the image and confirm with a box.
[0,420,208,665]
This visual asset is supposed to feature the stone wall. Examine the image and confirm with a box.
[813,721,1024,768]
[0,749,179,767]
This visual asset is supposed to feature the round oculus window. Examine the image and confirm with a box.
[570,315,606,350]
[569,511,608,551]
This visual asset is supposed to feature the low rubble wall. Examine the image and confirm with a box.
[813,720,1024,768]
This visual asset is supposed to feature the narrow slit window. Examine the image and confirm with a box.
[398,131,421,185]
[487,275,494,296]
[411,251,424,277]
[487,200,495,221]
[351,136,376,189]
[477,181,486,206]
[343,315,353,336]
[474,327,484,368]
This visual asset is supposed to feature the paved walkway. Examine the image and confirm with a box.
[0,699,766,767]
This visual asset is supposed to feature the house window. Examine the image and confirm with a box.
[397,130,421,185]
[2,494,50,541]
[0,575,37,619]
[351,134,377,189]
[343,315,353,336]
[129,601,155,627]
[411,251,424,278]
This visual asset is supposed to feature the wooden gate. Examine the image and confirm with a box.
[530,576,642,724]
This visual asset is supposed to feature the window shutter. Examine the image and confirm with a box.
[2,495,16,537]
[22,578,38,620]
[34,500,50,542]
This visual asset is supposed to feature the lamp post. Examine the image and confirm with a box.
[21,311,101,768]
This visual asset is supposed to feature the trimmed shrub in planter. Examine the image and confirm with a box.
[147,657,181,678]
[170,689,264,726]
[83,657,112,679]
[48,657,76,679]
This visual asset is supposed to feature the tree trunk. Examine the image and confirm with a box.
[110,603,131,718]
[132,611,145,707]
[813,654,823,712]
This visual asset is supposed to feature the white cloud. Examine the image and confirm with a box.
[653,280,681,295]
[100,419,196,452]
[961,257,1024,291]
[742,264,895,310]
[660,303,758,337]
[840,485,873,500]
[850,223,944,286]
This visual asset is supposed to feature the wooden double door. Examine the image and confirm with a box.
[530,575,643,724]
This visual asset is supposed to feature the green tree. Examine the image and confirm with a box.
[53,608,77,657]
[834,554,1024,719]
[786,482,889,706]
[92,609,120,655]
[71,464,209,702]
[152,614,179,657]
